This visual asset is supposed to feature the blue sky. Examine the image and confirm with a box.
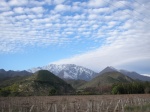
[0,0,150,74]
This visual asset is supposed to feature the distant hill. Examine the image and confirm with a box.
[0,70,74,96]
[120,70,150,81]
[0,69,32,79]
[79,71,134,89]
[0,69,32,85]
[98,67,150,82]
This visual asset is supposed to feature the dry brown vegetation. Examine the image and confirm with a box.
[0,94,150,112]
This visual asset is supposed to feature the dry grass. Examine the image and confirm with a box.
[0,94,150,112]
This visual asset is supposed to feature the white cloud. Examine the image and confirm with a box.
[0,0,8,7]
[27,14,36,19]
[73,14,86,20]
[53,0,65,4]
[0,0,10,11]
[19,7,44,17]
[88,14,98,20]
[71,5,81,12]
[142,74,150,77]
[92,24,99,29]
[8,0,28,6]
[0,7,10,12]
[13,7,24,14]
[55,4,71,12]
[44,0,52,5]
[112,1,130,9]
[107,21,116,28]
[88,7,110,14]
[15,15,27,20]
[0,11,14,16]
[30,7,44,14]
[88,0,108,8]
[29,0,45,6]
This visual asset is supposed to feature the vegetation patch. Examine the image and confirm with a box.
[112,82,150,94]
[125,104,150,112]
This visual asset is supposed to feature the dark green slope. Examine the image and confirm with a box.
[32,70,67,83]
[0,75,30,87]
[79,71,134,89]
[0,70,74,96]
[64,79,87,89]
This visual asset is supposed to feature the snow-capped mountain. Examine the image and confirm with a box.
[28,64,97,81]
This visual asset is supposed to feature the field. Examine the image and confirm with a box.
[0,94,150,112]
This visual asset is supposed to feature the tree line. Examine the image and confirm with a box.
[1,81,150,96]
[111,82,150,94]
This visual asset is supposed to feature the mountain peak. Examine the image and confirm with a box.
[0,69,5,72]
[34,70,56,82]
[99,66,118,75]
[107,66,117,69]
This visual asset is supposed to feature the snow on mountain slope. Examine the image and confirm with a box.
[28,64,97,81]
[141,74,150,77]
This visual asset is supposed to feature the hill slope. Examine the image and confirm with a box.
[64,79,87,89]
[79,71,134,89]
[0,70,74,96]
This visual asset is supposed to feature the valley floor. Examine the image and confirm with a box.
[0,94,150,112]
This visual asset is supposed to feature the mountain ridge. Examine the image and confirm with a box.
[0,69,32,82]
[28,65,150,81]
[28,64,97,81]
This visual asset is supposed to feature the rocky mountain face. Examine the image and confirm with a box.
[28,64,97,81]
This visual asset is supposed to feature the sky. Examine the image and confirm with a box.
[0,0,150,74]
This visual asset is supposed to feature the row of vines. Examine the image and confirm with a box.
[0,94,150,112]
